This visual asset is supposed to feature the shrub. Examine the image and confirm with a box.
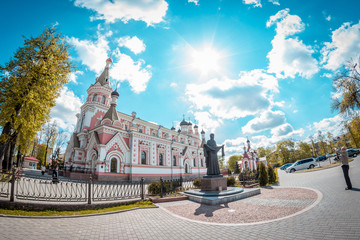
[268,164,276,184]
[193,178,201,188]
[147,181,161,195]
[227,176,236,186]
[258,162,268,186]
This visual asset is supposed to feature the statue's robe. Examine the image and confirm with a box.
[203,139,224,175]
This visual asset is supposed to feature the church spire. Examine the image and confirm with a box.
[95,58,112,86]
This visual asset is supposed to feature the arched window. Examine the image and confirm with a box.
[159,154,163,166]
[110,158,117,173]
[185,163,189,173]
[173,156,176,166]
[141,151,146,165]
[101,95,106,104]
[201,159,203,167]
[92,94,98,102]
[139,129,143,133]
[193,159,196,167]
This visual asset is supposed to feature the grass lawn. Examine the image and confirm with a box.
[0,200,155,217]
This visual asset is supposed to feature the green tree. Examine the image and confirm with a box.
[326,132,336,153]
[275,140,294,164]
[267,164,276,184]
[317,131,328,155]
[258,162,268,186]
[228,155,242,173]
[332,57,360,116]
[0,27,74,170]
[36,144,47,168]
[296,141,312,160]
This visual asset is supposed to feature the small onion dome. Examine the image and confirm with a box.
[180,119,188,126]
[178,129,181,133]
[171,126,175,131]
[106,57,113,63]
[194,124,198,128]
[187,121,192,126]
[201,129,205,134]
[111,89,119,97]
[247,138,250,143]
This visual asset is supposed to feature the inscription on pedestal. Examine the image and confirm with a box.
[201,177,227,191]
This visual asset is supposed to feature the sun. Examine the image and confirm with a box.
[191,47,221,74]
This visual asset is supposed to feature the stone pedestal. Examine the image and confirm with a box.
[201,175,227,191]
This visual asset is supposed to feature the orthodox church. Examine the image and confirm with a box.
[64,58,206,182]
[238,138,259,172]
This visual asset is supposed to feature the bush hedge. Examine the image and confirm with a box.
[147,181,161,195]
[193,178,201,188]
[227,176,236,186]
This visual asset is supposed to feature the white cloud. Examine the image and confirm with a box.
[68,35,152,93]
[194,112,223,134]
[267,36,319,78]
[266,9,304,37]
[243,0,262,7]
[117,36,146,55]
[326,15,331,21]
[73,0,168,26]
[185,69,278,119]
[242,110,286,134]
[267,9,319,78]
[67,36,109,74]
[67,71,84,84]
[312,115,343,137]
[110,49,152,93]
[321,21,360,70]
[188,0,199,5]
[50,87,83,132]
[268,0,280,5]
[170,82,178,88]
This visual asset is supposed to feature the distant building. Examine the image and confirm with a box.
[64,58,206,182]
[23,157,39,169]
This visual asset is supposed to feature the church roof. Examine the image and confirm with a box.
[103,104,119,122]
[96,67,110,86]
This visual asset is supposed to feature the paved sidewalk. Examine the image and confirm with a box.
[1,157,360,240]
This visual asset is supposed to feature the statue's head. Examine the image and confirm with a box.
[210,133,214,139]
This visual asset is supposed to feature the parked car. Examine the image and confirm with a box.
[286,158,317,173]
[316,155,327,161]
[280,163,293,170]
[346,148,360,157]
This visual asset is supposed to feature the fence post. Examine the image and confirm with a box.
[88,174,92,204]
[160,177,163,198]
[10,169,15,202]
[140,177,144,200]
[180,176,183,187]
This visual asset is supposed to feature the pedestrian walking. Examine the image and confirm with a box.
[41,165,45,176]
[335,147,352,190]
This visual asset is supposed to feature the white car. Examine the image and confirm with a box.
[286,158,317,173]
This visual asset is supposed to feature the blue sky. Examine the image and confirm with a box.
[1,0,360,157]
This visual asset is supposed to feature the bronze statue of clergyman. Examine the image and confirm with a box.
[203,133,225,176]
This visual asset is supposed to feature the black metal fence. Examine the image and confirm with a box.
[0,171,147,204]
[158,177,195,198]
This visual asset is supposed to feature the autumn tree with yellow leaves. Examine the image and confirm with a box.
[0,27,74,170]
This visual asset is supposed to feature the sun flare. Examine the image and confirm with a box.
[191,47,221,74]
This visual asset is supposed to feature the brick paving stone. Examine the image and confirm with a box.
[1,157,360,239]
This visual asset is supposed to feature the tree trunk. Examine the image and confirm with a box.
[0,122,13,170]
[8,139,16,170]
[16,146,22,167]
